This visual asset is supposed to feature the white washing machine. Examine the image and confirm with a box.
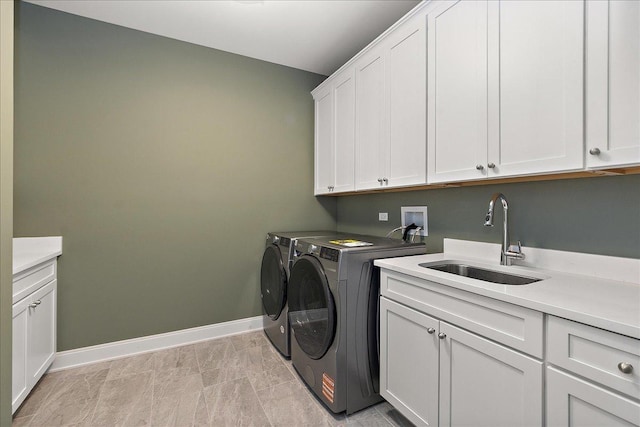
[260,231,344,358]
[287,234,426,414]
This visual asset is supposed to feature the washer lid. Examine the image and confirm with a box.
[288,256,336,360]
[260,244,287,320]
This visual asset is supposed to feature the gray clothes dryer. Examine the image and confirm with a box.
[287,234,426,414]
[260,231,344,358]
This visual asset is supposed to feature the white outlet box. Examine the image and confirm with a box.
[379,212,389,221]
[401,206,428,236]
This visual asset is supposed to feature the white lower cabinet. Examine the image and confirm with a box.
[546,315,640,427]
[380,269,640,427]
[547,367,640,427]
[380,296,543,427]
[380,297,439,426]
[439,322,542,427]
[12,265,57,414]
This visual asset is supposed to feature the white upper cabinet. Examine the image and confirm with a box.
[313,69,355,195]
[586,0,640,168]
[429,0,584,183]
[428,0,488,183]
[386,16,427,188]
[355,47,386,191]
[314,85,334,195]
[355,12,427,191]
[488,0,584,177]
[332,70,356,193]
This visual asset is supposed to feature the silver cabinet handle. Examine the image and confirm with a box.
[487,163,496,169]
[29,300,41,309]
[589,148,601,155]
[618,362,633,374]
[377,178,383,183]
[476,165,484,171]
[427,328,436,334]
[437,332,446,339]
[382,178,388,184]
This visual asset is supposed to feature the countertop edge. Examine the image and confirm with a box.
[13,236,63,276]
[375,252,640,340]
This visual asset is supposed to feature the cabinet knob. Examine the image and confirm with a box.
[476,165,484,171]
[618,362,633,374]
[487,163,496,169]
[377,178,383,184]
[437,332,446,339]
[29,300,41,309]
[427,328,436,334]
[382,178,388,184]
[327,186,334,191]
[589,147,601,155]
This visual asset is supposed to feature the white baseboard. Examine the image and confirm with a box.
[50,315,264,372]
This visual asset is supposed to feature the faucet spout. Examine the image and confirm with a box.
[484,193,524,266]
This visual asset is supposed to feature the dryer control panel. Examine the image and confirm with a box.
[320,247,339,262]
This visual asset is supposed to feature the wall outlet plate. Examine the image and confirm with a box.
[401,206,428,236]
[379,212,389,221]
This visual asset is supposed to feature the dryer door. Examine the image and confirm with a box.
[288,256,336,360]
[260,245,287,320]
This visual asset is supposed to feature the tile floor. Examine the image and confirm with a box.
[12,331,414,426]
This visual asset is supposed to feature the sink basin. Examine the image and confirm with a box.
[419,262,541,285]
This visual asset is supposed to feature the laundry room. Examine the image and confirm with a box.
[1,1,639,426]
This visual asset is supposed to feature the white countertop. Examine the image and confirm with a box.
[13,236,63,276]
[375,239,640,339]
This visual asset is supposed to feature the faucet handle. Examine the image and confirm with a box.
[505,241,525,260]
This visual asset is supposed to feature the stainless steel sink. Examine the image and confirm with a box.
[419,262,541,285]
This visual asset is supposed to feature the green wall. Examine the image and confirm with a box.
[336,174,640,259]
[14,2,334,351]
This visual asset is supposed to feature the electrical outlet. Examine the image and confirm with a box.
[379,212,389,221]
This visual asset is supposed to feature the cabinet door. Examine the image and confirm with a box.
[27,280,56,385]
[427,0,488,183]
[380,297,439,427]
[586,0,640,168]
[439,322,543,427]
[355,47,386,190]
[487,0,584,177]
[12,299,29,414]
[314,86,334,195]
[333,70,356,193]
[547,367,640,427]
[386,15,427,188]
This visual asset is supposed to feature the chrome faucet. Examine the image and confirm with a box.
[484,193,525,266]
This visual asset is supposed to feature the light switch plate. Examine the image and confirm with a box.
[379,212,389,221]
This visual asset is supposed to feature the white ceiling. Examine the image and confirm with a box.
[24,0,421,76]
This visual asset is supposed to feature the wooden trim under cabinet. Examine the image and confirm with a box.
[317,166,640,196]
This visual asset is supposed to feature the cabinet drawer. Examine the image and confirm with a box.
[547,315,640,398]
[380,270,543,358]
[12,260,56,304]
